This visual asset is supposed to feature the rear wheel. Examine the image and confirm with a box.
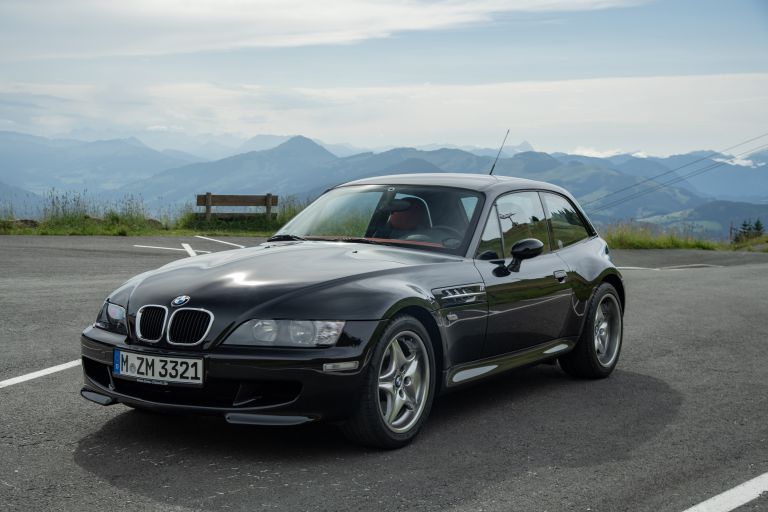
[342,315,436,449]
[559,282,623,379]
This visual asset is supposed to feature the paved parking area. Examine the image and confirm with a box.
[1,236,767,511]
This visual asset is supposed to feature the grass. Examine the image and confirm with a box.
[1,191,164,236]
[0,191,309,237]
[731,234,768,252]
[38,191,165,236]
[3,192,765,253]
[174,196,308,235]
[602,222,726,250]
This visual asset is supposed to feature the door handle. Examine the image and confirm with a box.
[553,270,568,283]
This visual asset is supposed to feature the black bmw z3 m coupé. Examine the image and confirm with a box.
[81,173,625,448]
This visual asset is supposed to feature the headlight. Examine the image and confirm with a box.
[95,301,128,335]
[223,319,345,347]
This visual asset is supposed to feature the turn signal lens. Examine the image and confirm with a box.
[107,303,126,322]
[95,301,128,335]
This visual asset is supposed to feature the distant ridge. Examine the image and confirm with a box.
[1,130,766,236]
[0,131,197,194]
[267,135,337,161]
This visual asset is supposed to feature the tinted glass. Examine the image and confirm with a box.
[275,184,482,255]
[461,196,479,218]
[542,192,590,249]
[475,205,503,260]
[496,192,550,254]
[308,191,382,236]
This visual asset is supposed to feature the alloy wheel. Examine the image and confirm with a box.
[377,330,430,433]
[593,294,622,367]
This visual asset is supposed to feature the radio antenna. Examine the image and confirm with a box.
[488,129,510,175]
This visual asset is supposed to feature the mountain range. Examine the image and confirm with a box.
[0,131,198,193]
[1,131,766,237]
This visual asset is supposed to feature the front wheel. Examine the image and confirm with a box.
[559,282,623,379]
[342,315,436,449]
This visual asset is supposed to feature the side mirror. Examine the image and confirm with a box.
[508,238,544,272]
[510,238,544,261]
[477,250,499,261]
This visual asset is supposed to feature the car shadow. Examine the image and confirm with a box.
[73,366,681,511]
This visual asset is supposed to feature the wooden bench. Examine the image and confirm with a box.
[195,192,278,221]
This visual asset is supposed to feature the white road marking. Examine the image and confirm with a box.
[662,264,723,269]
[0,360,81,389]
[181,243,197,257]
[682,472,768,512]
[194,235,246,248]
[133,244,211,254]
[617,264,723,271]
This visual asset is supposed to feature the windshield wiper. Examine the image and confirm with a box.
[266,234,306,242]
[316,236,385,245]
[268,235,387,245]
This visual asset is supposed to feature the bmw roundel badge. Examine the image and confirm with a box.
[171,295,190,307]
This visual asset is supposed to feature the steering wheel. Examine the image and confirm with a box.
[431,225,464,240]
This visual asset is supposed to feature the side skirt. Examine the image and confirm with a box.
[444,338,576,389]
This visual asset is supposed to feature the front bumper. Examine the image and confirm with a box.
[80,321,383,424]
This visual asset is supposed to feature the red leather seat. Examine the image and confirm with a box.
[389,198,429,231]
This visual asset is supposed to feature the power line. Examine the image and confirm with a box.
[587,142,768,213]
[582,130,768,208]
[589,142,768,213]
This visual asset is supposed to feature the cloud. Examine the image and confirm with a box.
[2,73,766,155]
[569,148,652,158]
[146,124,185,132]
[0,0,644,60]
[571,147,625,158]
[713,157,756,168]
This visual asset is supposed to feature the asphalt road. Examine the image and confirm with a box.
[1,236,767,511]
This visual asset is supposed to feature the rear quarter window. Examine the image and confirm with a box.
[496,191,550,254]
[542,192,591,249]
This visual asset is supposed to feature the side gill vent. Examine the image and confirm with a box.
[433,283,486,307]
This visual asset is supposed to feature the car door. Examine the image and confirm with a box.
[473,191,573,357]
[540,191,600,338]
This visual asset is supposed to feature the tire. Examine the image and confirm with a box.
[559,282,623,379]
[342,314,436,449]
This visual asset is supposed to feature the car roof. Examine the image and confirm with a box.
[338,173,568,195]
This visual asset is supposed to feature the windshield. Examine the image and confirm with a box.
[275,184,484,255]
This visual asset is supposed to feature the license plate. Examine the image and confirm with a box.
[113,349,203,386]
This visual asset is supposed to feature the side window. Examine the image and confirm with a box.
[460,196,478,220]
[474,205,503,260]
[542,193,591,249]
[496,192,550,254]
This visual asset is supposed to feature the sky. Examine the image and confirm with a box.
[0,0,767,155]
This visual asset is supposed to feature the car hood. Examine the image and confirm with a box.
[117,241,459,312]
